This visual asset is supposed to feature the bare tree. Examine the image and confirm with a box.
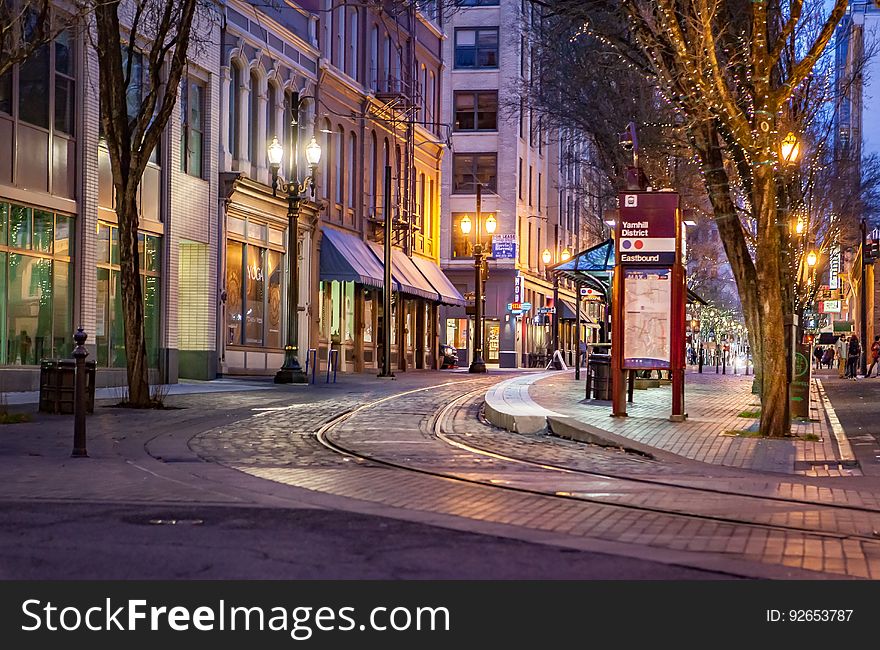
[0,0,90,78]
[528,0,848,437]
[90,0,212,406]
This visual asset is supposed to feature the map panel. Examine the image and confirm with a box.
[623,268,671,369]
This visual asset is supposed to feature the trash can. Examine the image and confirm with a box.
[587,353,612,400]
[38,358,96,414]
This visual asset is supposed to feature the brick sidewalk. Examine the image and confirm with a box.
[528,371,856,476]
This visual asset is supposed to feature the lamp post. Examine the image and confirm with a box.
[461,183,494,373]
[267,92,321,384]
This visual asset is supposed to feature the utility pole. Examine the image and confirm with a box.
[862,218,869,377]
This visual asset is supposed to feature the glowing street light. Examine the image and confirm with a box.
[780,131,801,165]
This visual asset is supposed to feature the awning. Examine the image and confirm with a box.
[558,299,578,320]
[410,255,467,306]
[368,243,438,301]
[817,332,840,345]
[320,227,388,289]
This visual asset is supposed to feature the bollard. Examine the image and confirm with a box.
[71,327,89,458]
[722,353,727,375]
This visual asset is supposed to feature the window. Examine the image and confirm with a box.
[347,8,358,79]
[322,118,332,199]
[454,28,499,69]
[519,97,525,139]
[96,222,160,368]
[368,131,377,216]
[266,82,277,142]
[335,125,344,205]
[180,77,204,177]
[249,71,260,162]
[538,172,542,210]
[225,238,283,349]
[370,26,379,90]
[528,166,533,206]
[0,203,74,365]
[54,30,74,134]
[348,132,357,209]
[454,91,497,131]
[19,42,49,128]
[518,158,523,199]
[229,62,242,158]
[0,71,11,114]
[453,153,497,193]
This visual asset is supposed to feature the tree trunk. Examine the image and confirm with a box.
[117,187,151,407]
[753,164,791,437]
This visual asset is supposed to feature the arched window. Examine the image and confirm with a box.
[428,71,435,128]
[370,27,379,90]
[336,6,345,70]
[418,172,426,232]
[348,132,357,209]
[248,70,260,162]
[335,125,344,206]
[348,8,359,80]
[322,118,332,198]
[266,81,278,145]
[383,34,391,87]
[380,137,390,214]
[369,131,377,216]
[427,177,434,239]
[229,61,242,158]
[421,64,427,124]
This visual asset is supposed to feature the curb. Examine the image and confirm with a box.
[483,372,562,434]
[547,416,655,459]
[814,378,858,467]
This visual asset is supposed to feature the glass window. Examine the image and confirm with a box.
[454,28,499,69]
[7,255,52,365]
[229,63,241,158]
[454,91,497,131]
[244,244,265,345]
[33,210,53,253]
[0,72,11,115]
[181,77,204,177]
[145,235,161,272]
[249,71,259,162]
[96,267,110,366]
[226,240,243,345]
[363,290,373,344]
[266,249,282,349]
[0,203,7,246]
[330,281,341,340]
[53,260,72,357]
[54,31,74,135]
[9,205,31,250]
[452,153,497,193]
[18,44,50,128]
[344,281,355,343]
[96,223,110,264]
[54,215,71,257]
[144,274,160,367]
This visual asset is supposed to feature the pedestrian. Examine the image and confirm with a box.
[837,335,848,378]
[822,346,835,369]
[847,335,861,379]
[869,336,880,378]
[813,345,824,369]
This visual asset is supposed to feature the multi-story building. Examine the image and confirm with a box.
[0,4,221,390]
[439,0,598,368]
[218,0,462,377]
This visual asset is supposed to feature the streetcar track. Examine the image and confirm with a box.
[315,382,880,545]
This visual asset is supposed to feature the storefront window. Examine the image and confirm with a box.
[363,290,373,344]
[446,318,469,349]
[344,281,355,343]
[0,202,73,365]
[244,245,265,345]
[266,250,282,349]
[330,281,341,341]
[95,221,161,368]
[226,237,286,349]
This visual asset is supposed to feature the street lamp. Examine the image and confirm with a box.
[780,131,801,165]
[268,92,321,384]
[561,248,571,262]
[542,248,552,265]
[806,250,818,268]
[468,183,489,373]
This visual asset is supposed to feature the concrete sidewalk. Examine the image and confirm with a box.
[489,370,857,477]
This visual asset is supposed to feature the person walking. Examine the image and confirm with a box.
[837,335,848,378]
[869,336,880,378]
[847,335,861,379]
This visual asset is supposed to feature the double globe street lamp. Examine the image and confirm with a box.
[459,183,496,373]
[266,92,321,384]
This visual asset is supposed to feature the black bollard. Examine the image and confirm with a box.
[71,327,89,458]
[722,352,727,375]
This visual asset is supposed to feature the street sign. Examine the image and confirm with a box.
[514,273,524,302]
[492,234,517,260]
[829,245,841,290]
[819,300,841,314]
[617,192,678,266]
[538,307,556,315]
[580,287,603,301]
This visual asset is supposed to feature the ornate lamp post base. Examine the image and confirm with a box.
[468,358,487,374]
[274,346,307,384]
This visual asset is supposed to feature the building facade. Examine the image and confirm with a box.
[0,4,221,390]
[439,0,602,368]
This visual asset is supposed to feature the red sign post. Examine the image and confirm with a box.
[611,191,686,420]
